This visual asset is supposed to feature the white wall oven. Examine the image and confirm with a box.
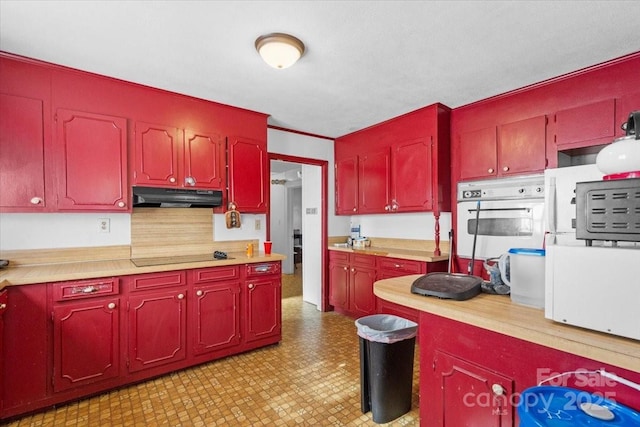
[456,175,546,261]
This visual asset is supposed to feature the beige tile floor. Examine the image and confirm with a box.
[7,271,419,427]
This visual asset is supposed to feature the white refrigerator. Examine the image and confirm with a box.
[544,165,640,341]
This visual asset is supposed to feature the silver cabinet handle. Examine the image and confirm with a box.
[343,266,348,271]
[177,293,185,300]
[169,176,176,183]
[107,302,116,310]
[503,166,510,172]
[488,168,494,174]
[0,303,6,310]
[117,201,126,208]
[394,264,401,268]
[196,290,203,296]
[185,176,196,186]
[82,286,99,293]
[351,268,355,272]
[384,205,390,211]
[353,207,357,212]
[30,197,43,205]
[248,283,254,289]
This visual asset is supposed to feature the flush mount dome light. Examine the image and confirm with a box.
[255,33,305,69]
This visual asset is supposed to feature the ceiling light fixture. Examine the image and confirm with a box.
[255,33,305,69]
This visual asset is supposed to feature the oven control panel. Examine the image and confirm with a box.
[458,176,545,201]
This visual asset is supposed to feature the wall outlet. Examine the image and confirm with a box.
[255,219,261,230]
[98,218,110,233]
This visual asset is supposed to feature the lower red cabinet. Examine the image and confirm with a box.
[52,297,120,392]
[244,263,282,345]
[190,266,242,356]
[432,351,514,427]
[328,252,376,318]
[127,287,188,372]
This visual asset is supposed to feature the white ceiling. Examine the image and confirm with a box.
[1,1,639,138]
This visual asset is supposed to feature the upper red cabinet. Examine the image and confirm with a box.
[55,109,129,211]
[227,136,267,213]
[335,103,451,215]
[391,137,435,212]
[335,156,358,215]
[498,115,547,176]
[459,115,547,181]
[134,122,224,190]
[0,57,52,212]
[0,94,47,211]
[553,99,615,150]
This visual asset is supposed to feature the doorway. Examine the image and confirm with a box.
[268,154,328,311]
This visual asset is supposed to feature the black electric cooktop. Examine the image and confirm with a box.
[131,252,233,267]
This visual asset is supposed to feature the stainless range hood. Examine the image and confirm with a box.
[132,186,223,208]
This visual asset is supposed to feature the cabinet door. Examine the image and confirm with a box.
[335,156,358,214]
[433,351,514,427]
[350,266,377,317]
[52,298,120,392]
[134,122,181,187]
[184,129,224,189]
[459,127,497,180]
[228,136,267,213]
[0,94,47,210]
[192,282,241,355]
[0,289,6,413]
[128,288,187,372]
[244,277,281,343]
[358,150,390,213]
[554,99,615,149]
[391,138,434,212]
[498,115,547,176]
[615,91,640,137]
[329,261,350,309]
[55,109,128,210]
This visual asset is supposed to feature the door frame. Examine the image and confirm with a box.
[267,153,329,312]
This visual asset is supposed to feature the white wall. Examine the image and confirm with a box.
[301,164,322,307]
[356,212,452,241]
[0,213,131,250]
[267,128,349,236]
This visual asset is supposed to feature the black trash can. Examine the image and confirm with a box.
[355,314,418,424]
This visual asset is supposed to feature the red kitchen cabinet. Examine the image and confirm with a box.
[459,116,546,181]
[390,137,434,211]
[0,94,47,210]
[553,99,615,150]
[329,252,376,318]
[329,252,350,310]
[459,127,498,180]
[1,284,49,417]
[498,115,547,176]
[244,263,282,345]
[335,103,451,217]
[433,351,514,427]
[358,150,390,213]
[50,278,121,393]
[52,297,120,392]
[0,289,6,413]
[126,271,188,372]
[190,266,241,356]
[228,136,268,213]
[134,122,224,190]
[55,109,129,211]
[615,91,640,137]
[0,57,52,212]
[335,156,358,214]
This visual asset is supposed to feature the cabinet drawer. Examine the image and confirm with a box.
[245,262,281,277]
[128,271,186,291]
[192,266,240,284]
[351,253,376,267]
[329,250,349,263]
[377,257,425,275]
[52,278,119,301]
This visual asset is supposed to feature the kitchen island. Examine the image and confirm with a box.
[374,275,640,426]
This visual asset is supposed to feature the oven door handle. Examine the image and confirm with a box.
[467,207,531,213]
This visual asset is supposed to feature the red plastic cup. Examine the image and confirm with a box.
[264,241,272,255]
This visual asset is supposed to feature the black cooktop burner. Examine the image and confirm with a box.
[131,253,234,267]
